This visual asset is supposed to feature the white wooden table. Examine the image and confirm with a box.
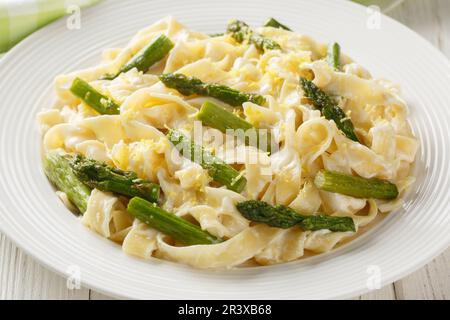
[1,0,449,300]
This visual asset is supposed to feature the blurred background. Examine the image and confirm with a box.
[0,0,448,300]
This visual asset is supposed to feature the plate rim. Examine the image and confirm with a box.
[0,0,449,300]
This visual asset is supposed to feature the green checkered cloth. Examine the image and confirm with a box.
[0,0,101,53]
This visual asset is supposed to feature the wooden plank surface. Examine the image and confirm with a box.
[0,0,449,300]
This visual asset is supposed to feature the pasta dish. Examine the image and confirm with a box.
[38,16,418,268]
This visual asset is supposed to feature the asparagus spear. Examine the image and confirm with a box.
[70,77,120,115]
[299,77,360,142]
[327,42,341,71]
[44,151,91,213]
[236,200,355,232]
[70,154,160,203]
[197,101,272,153]
[128,197,221,245]
[167,130,247,193]
[314,170,399,200]
[159,73,265,106]
[227,20,281,52]
[103,34,174,80]
[263,18,292,31]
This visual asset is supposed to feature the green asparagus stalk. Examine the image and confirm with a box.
[299,77,360,142]
[314,170,399,200]
[227,20,281,52]
[167,130,247,193]
[327,42,341,71]
[103,34,174,80]
[159,73,265,106]
[70,77,120,115]
[69,154,160,203]
[197,101,272,153]
[128,197,221,245]
[44,151,91,213]
[197,100,253,132]
[236,200,355,232]
[263,17,292,31]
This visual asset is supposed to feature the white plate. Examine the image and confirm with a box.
[0,0,449,300]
